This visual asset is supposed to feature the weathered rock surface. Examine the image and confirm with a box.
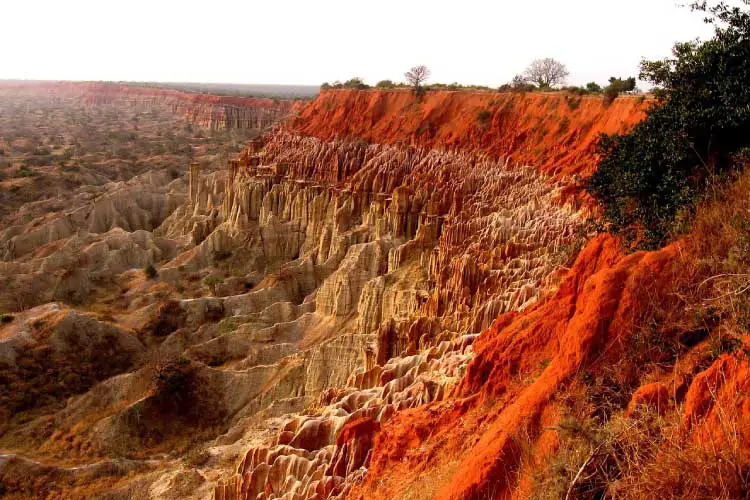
[0,86,655,499]
[79,83,296,130]
[207,111,593,497]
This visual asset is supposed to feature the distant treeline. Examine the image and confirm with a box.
[321,77,641,102]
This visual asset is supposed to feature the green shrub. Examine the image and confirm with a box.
[376,80,396,89]
[343,78,369,90]
[588,2,750,247]
[565,96,582,111]
[509,74,537,93]
[16,166,37,178]
[476,109,492,126]
[586,82,603,93]
[203,276,224,294]
[562,86,589,96]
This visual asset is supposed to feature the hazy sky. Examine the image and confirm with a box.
[1,0,719,87]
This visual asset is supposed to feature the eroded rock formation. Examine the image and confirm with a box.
[1,86,659,499]
[204,93,637,497]
[79,83,296,130]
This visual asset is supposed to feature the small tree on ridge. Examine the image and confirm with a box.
[523,58,569,89]
[405,65,431,93]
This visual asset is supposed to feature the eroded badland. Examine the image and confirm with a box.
[0,80,748,500]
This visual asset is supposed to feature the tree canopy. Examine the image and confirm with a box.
[588,1,750,247]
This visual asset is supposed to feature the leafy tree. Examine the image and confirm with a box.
[588,1,750,247]
[376,80,396,89]
[611,76,636,93]
[405,65,430,93]
[586,82,603,93]
[602,77,637,103]
[320,82,331,91]
[508,74,536,92]
[522,58,569,88]
[343,77,369,90]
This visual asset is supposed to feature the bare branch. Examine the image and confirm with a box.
[523,58,569,88]
[404,65,431,92]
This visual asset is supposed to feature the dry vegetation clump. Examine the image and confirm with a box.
[531,169,750,499]
[0,318,139,423]
[139,299,186,339]
[0,453,152,500]
[100,356,229,459]
[0,88,258,229]
[532,385,750,500]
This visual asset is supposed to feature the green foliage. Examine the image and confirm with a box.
[144,262,158,280]
[603,76,637,104]
[16,166,37,178]
[606,76,637,94]
[509,74,536,92]
[203,276,224,294]
[565,96,582,111]
[586,81,603,93]
[320,82,331,91]
[588,2,750,247]
[476,109,492,125]
[376,80,396,89]
[562,86,590,96]
[708,331,744,359]
[342,77,369,90]
[203,276,224,287]
[426,82,492,91]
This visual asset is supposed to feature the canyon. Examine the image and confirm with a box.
[1,82,746,500]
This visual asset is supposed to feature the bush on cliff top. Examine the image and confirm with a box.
[588,1,750,247]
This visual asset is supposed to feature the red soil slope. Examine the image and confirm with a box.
[290,90,648,177]
[349,224,750,499]
[348,235,682,499]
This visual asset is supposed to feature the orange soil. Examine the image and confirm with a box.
[290,89,648,177]
[349,234,686,499]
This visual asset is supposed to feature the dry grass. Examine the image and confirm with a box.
[529,169,750,499]
[532,385,750,499]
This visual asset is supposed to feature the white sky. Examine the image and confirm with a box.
[0,0,719,87]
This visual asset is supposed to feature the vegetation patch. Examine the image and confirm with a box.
[589,2,750,247]
[476,109,492,126]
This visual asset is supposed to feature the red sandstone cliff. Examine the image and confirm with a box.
[216,89,749,500]
[211,90,660,499]
[289,89,648,177]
